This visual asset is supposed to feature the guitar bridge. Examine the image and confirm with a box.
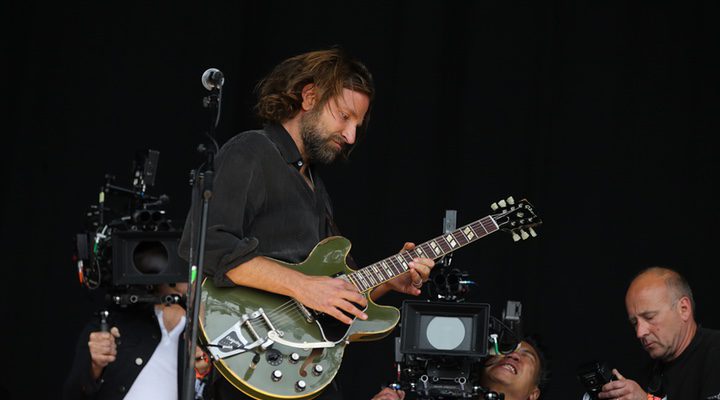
[207,308,275,360]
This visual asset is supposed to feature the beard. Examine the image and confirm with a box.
[299,109,347,165]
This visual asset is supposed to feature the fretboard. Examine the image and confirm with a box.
[347,215,499,293]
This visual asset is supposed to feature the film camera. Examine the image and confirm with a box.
[392,299,524,400]
[390,212,526,400]
[74,149,187,306]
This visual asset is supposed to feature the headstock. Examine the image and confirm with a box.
[489,196,542,242]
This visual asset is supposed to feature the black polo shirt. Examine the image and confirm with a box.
[645,326,720,399]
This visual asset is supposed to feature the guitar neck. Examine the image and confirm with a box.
[348,215,499,293]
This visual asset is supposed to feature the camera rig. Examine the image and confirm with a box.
[73,149,187,306]
[389,211,525,400]
[391,298,523,400]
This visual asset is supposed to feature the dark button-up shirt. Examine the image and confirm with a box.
[179,123,335,287]
[62,305,191,400]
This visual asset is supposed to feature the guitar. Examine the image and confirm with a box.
[199,197,541,399]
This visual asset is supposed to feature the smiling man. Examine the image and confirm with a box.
[480,338,547,400]
[370,337,548,400]
[596,267,720,400]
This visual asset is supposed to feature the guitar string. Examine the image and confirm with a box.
[242,244,453,324]
[259,255,422,325]
[237,220,495,325]
[243,262,427,333]
[214,216,522,346]
[251,271,407,329]
[246,255,431,327]
[221,264,443,344]
[249,288,373,329]
[260,271,376,319]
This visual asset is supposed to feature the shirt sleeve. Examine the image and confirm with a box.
[179,137,267,288]
[62,321,103,399]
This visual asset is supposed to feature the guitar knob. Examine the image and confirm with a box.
[289,353,301,363]
[271,370,283,382]
[498,199,507,208]
[490,202,499,211]
[529,227,537,237]
[520,229,529,240]
[312,364,324,376]
[512,232,521,242]
[296,380,307,392]
[506,196,515,205]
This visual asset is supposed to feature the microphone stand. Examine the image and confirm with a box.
[181,85,221,400]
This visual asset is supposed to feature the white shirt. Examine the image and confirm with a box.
[124,308,186,400]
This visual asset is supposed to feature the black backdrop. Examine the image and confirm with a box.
[3,1,719,399]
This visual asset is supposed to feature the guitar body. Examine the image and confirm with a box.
[200,236,400,400]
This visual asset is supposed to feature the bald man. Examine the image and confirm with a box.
[597,267,720,400]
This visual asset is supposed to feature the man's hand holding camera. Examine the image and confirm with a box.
[597,369,647,400]
[88,327,121,380]
[87,325,212,381]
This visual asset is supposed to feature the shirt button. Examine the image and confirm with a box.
[119,385,126,393]
[296,161,303,167]
[135,357,144,366]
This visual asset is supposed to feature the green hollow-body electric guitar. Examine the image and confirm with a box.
[199,197,540,399]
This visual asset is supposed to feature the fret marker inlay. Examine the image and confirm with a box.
[430,241,441,255]
[464,226,475,240]
[395,255,408,269]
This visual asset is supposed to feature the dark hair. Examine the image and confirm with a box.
[255,47,375,144]
[523,334,550,392]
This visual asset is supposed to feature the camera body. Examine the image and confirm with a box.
[74,150,186,305]
[577,361,615,399]
[392,296,523,400]
[394,300,490,399]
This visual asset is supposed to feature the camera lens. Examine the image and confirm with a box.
[132,241,168,274]
[151,210,164,223]
[133,210,151,224]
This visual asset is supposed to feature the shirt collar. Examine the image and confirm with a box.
[265,123,305,170]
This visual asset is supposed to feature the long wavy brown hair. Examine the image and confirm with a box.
[255,48,375,145]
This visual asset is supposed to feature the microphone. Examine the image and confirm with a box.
[201,68,225,90]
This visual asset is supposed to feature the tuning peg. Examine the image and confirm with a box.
[512,232,521,242]
[507,196,515,205]
[491,202,499,211]
[529,227,537,237]
[498,199,507,208]
[520,229,530,240]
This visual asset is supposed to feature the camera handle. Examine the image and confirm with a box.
[180,84,222,400]
[99,310,110,332]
